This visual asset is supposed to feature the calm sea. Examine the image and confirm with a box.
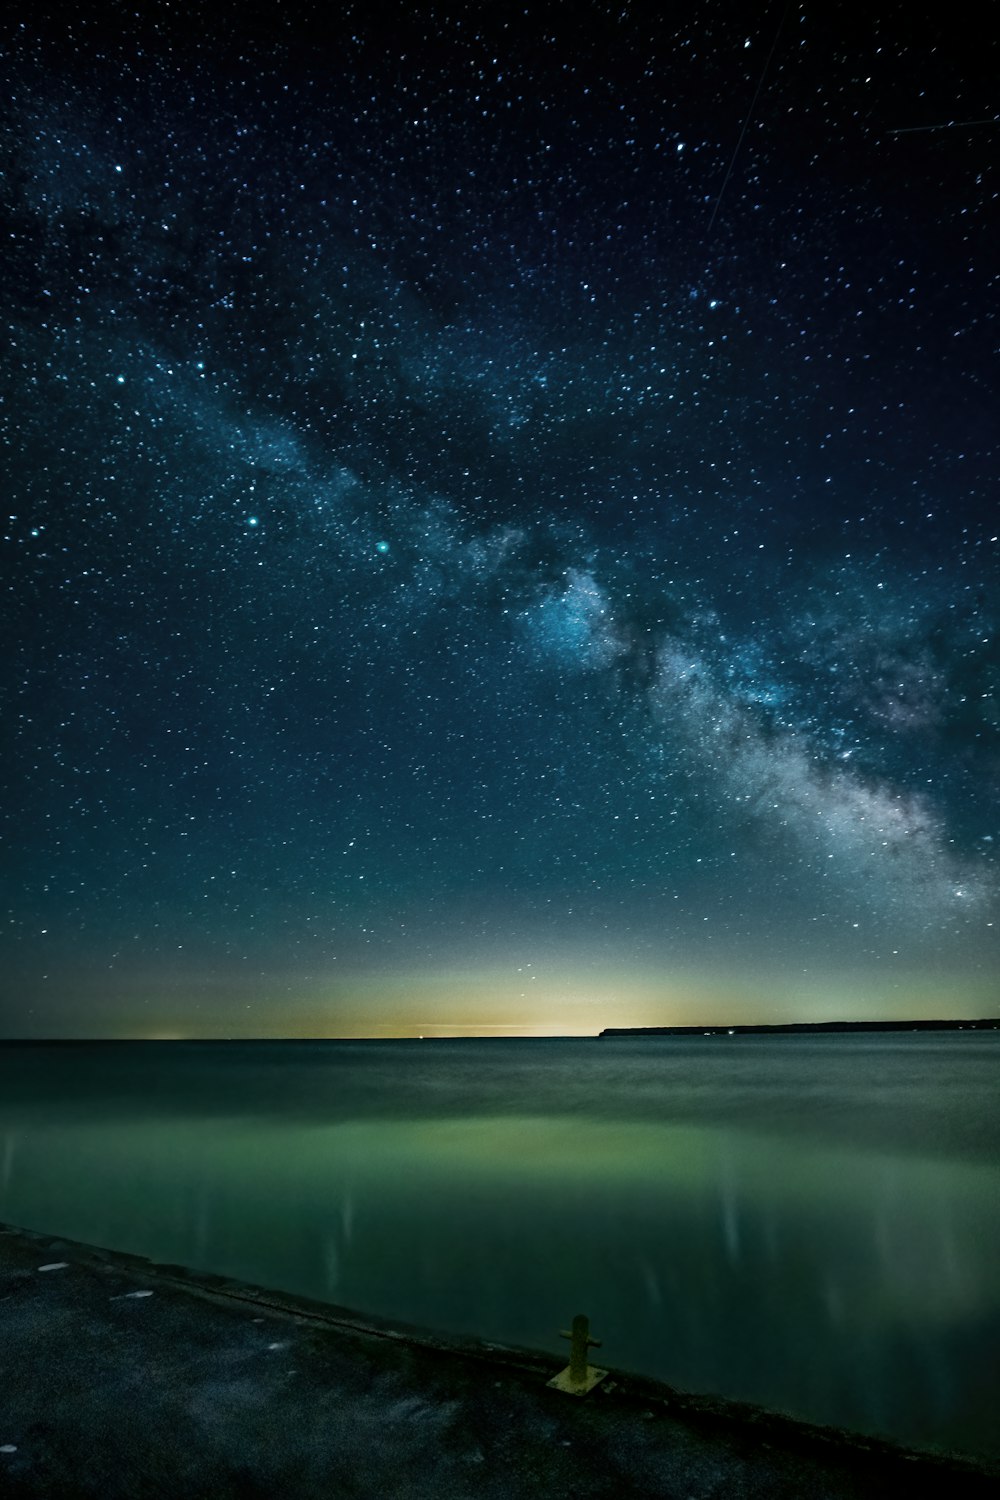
[1,1035,997,1460]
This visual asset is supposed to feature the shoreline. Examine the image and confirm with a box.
[1,1219,997,1497]
[1,1018,999,1046]
[600,1019,1000,1037]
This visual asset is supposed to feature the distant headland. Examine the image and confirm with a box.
[600,1019,1000,1037]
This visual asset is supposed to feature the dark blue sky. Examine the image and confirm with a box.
[3,1,997,1035]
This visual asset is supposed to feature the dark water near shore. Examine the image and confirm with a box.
[1,1035,998,1460]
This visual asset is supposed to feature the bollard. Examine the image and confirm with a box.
[547,1312,607,1395]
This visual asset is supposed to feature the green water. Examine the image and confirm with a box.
[1,1035,997,1460]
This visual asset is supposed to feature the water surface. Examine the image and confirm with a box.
[1,1035,997,1460]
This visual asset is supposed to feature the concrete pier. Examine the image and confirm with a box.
[0,1221,995,1498]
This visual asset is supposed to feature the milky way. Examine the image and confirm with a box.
[2,2,997,1035]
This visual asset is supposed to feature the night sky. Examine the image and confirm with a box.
[3,2,997,1038]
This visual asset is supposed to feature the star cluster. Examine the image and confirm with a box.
[2,2,997,1035]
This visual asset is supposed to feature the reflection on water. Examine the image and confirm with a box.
[0,1036,997,1460]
